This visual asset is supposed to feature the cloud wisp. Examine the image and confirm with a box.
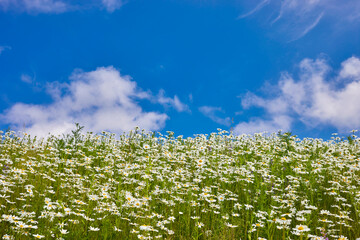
[238,0,360,41]
[155,89,190,113]
[293,11,324,41]
[1,66,188,137]
[20,74,35,84]
[101,0,123,13]
[0,0,69,13]
[199,106,231,127]
[0,0,124,14]
[237,0,270,19]
[0,46,11,54]
[235,56,360,135]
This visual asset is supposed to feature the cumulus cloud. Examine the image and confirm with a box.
[199,106,231,126]
[235,56,360,135]
[234,115,292,135]
[238,0,360,41]
[339,57,360,80]
[0,66,176,137]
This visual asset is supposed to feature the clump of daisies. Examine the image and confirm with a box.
[1,128,360,239]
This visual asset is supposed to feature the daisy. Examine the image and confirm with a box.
[196,222,204,228]
[295,225,310,232]
[33,234,45,239]
[89,226,100,231]
[225,222,238,228]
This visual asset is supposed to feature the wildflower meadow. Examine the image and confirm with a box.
[1,126,360,240]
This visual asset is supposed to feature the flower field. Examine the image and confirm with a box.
[1,127,360,240]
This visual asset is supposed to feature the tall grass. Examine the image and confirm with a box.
[1,127,360,240]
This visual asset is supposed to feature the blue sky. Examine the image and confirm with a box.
[0,0,360,139]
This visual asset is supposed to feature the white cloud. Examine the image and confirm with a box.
[102,0,123,13]
[237,0,270,19]
[238,0,360,40]
[241,92,288,114]
[23,0,68,13]
[0,66,171,137]
[0,0,69,13]
[20,74,33,84]
[0,0,124,14]
[235,56,360,134]
[188,93,193,103]
[155,89,189,112]
[234,115,292,135]
[199,106,231,126]
[339,56,360,80]
[293,11,323,41]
